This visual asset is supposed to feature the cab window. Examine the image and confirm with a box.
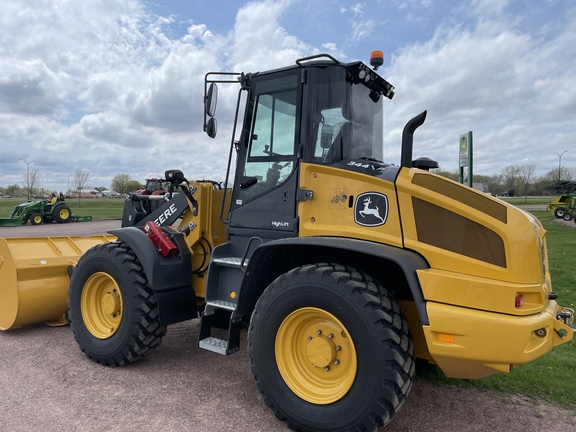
[238,74,298,203]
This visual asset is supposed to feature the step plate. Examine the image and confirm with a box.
[213,257,248,267]
[199,337,227,355]
[206,300,237,311]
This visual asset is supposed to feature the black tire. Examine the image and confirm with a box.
[53,204,72,223]
[30,212,43,225]
[68,241,167,366]
[248,263,414,432]
[554,207,566,218]
[563,212,573,221]
[43,214,53,223]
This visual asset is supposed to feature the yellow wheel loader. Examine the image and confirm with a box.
[1,52,574,432]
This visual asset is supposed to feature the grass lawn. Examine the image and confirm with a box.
[420,210,576,410]
[498,196,556,206]
[0,197,124,220]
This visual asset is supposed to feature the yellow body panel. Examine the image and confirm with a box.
[417,268,547,316]
[396,168,547,285]
[180,182,230,300]
[0,235,116,330]
[423,300,573,379]
[298,163,402,246]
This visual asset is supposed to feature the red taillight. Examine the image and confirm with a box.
[515,294,524,308]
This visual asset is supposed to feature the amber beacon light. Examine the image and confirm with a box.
[370,50,384,70]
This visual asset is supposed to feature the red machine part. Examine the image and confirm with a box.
[143,221,177,257]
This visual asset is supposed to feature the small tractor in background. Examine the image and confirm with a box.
[1,52,574,432]
[0,198,91,227]
[546,181,576,221]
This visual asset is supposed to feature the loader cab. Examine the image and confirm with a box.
[204,54,395,251]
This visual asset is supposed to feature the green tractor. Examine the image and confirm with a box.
[0,199,73,227]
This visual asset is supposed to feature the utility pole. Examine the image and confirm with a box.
[555,150,568,182]
[20,158,35,200]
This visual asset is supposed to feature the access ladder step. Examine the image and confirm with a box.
[212,256,248,268]
[206,300,236,311]
[198,337,228,355]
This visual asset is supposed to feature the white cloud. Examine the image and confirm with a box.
[0,59,69,115]
[229,0,311,71]
[0,0,322,190]
[470,0,511,17]
[0,0,574,192]
[383,8,576,175]
[351,3,364,16]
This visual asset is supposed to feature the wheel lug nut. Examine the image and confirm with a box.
[325,366,330,371]
[307,337,312,342]
[335,346,341,351]
[334,360,340,365]
[316,330,322,335]
[328,333,334,339]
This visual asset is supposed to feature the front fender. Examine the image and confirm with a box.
[108,227,196,325]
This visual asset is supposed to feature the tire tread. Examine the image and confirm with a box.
[248,263,414,432]
[69,241,167,366]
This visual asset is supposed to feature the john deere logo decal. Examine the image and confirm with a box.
[460,136,467,154]
[354,192,388,227]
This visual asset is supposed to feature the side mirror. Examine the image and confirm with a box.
[206,117,218,139]
[204,83,218,138]
[206,83,218,118]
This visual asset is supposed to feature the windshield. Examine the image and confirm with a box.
[307,65,384,164]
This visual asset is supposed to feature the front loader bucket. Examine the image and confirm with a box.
[0,218,23,227]
[71,215,93,222]
[0,235,116,330]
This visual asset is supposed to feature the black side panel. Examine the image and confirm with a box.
[121,192,189,228]
[228,171,299,234]
[108,227,196,325]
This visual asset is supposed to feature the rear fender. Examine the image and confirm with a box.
[108,227,196,326]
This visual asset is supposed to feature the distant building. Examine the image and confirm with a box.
[473,182,491,195]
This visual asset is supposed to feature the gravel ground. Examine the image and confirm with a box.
[1,217,575,432]
[1,320,575,432]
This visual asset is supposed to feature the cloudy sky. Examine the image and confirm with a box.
[0,0,574,192]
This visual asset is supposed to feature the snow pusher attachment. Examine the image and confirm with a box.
[0,235,115,330]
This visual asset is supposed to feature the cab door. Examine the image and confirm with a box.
[228,71,301,254]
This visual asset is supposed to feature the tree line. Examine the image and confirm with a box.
[433,165,576,197]
[0,170,145,198]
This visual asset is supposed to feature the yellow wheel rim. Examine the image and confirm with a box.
[81,272,123,339]
[33,215,42,224]
[59,208,70,219]
[275,307,357,404]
